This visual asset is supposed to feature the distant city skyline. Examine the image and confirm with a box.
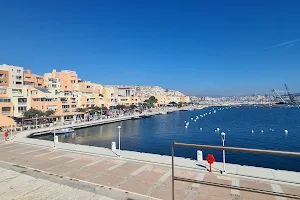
[0,1,299,96]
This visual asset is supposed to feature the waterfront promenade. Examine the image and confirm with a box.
[0,138,299,200]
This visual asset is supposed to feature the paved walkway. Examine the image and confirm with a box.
[0,165,116,200]
[0,141,299,200]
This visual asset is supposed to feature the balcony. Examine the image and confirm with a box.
[18,102,27,105]
[61,101,68,104]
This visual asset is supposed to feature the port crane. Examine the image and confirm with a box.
[271,89,286,104]
[284,84,296,103]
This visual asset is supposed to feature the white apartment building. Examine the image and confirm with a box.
[0,64,24,87]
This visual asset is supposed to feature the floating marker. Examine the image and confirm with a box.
[228,129,230,132]
[216,128,220,131]
[261,130,264,133]
[285,130,288,134]
[185,125,188,128]
[200,128,202,131]
[251,130,254,133]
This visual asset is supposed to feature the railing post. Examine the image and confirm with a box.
[172,142,175,200]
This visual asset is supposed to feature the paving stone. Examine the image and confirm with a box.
[18,182,66,200]
[118,179,154,194]
[0,178,49,199]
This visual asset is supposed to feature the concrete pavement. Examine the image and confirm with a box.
[0,140,299,200]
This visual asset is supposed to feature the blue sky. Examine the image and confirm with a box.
[0,0,299,96]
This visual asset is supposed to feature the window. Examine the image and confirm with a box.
[87,85,91,88]
[0,98,11,102]
[17,70,21,73]
[18,106,27,113]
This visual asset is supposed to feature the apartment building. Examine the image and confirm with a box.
[44,77,61,89]
[6,86,31,118]
[24,69,45,87]
[102,87,118,108]
[117,87,141,106]
[45,70,81,91]
[0,87,14,116]
[0,64,24,87]
[0,70,9,86]
[167,96,181,104]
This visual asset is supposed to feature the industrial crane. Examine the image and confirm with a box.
[271,89,286,104]
[284,84,296,103]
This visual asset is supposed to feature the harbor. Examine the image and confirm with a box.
[30,106,300,172]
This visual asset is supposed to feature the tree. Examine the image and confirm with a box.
[130,104,136,109]
[149,96,158,103]
[76,108,87,112]
[22,108,45,118]
[115,105,127,110]
[45,110,55,116]
[178,102,183,107]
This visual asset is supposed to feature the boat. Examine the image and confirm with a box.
[50,128,74,135]
[132,116,141,120]
[141,114,151,118]
[159,111,167,114]
[180,108,189,111]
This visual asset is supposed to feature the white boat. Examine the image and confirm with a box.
[159,111,167,114]
[50,128,74,134]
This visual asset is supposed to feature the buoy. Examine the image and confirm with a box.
[200,128,202,131]
[216,128,220,131]
[191,118,193,120]
[228,129,230,132]
[185,125,188,128]
[285,130,288,134]
[251,130,254,133]
[194,120,196,122]
[261,130,264,133]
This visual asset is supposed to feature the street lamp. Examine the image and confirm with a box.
[35,114,38,129]
[53,128,56,149]
[118,126,121,158]
[221,132,226,173]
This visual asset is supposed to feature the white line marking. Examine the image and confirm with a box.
[191,174,205,188]
[130,165,149,176]
[106,162,126,171]
[35,151,54,157]
[231,178,240,196]
[65,157,82,164]
[21,148,45,155]
[82,159,106,168]
[158,169,172,183]
[271,184,287,200]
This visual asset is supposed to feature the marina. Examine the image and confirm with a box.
[31,106,300,172]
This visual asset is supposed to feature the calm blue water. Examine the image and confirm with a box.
[34,107,300,171]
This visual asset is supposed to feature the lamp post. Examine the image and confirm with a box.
[118,126,121,158]
[221,132,226,173]
[53,128,56,149]
[35,114,38,129]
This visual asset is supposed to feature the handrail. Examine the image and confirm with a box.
[171,142,300,200]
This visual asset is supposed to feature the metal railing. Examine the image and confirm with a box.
[171,142,300,200]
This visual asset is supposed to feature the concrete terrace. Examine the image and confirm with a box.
[0,138,299,200]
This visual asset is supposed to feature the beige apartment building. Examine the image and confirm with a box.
[118,87,141,106]
[24,69,45,88]
[44,70,81,91]
[0,64,24,87]
[0,70,9,87]
[102,87,118,108]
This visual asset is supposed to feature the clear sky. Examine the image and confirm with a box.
[0,0,299,96]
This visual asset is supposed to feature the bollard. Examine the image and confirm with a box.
[197,150,203,162]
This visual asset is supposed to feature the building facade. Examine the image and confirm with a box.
[0,64,24,87]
